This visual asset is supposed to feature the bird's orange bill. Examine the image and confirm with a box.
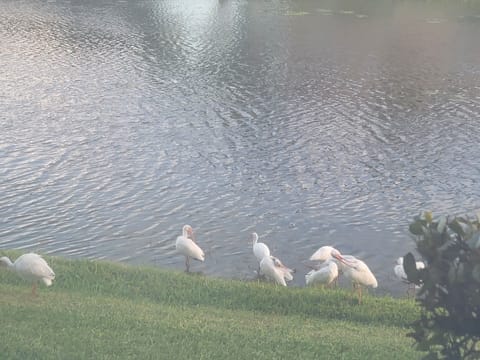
[333,253,354,267]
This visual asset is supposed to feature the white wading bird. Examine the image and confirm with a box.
[305,260,338,287]
[251,232,271,275]
[175,224,205,272]
[252,232,271,263]
[394,256,425,297]
[0,253,55,296]
[259,255,294,286]
[332,253,377,304]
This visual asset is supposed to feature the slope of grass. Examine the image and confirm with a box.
[0,251,423,359]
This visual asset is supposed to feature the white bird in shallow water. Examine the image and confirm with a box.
[394,257,425,297]
[175,225,205,272]
[0,253,55,296]
[332,253,377,304]
[251,232,270,263]
[260,255,294,286]
[305,260,338,287]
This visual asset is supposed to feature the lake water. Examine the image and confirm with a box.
[1,0,480,296]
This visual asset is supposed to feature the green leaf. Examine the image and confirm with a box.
[424,211,433,223]
[404,252,420,284]
[436,216,447,233]
[467,232,480,249]
[410,221,425,235]
[448,220,465,237]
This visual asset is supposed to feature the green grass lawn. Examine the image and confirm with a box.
[0,251,423,359]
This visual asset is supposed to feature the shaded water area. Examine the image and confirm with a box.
[1,0,480,296]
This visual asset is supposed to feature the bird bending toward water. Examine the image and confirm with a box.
[309,245,341,262]
[175,224,205,272]
[259,255,294,286]
[332,253,377,304]
[0,253,55,296]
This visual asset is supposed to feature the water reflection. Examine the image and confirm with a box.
[1,0,479,296]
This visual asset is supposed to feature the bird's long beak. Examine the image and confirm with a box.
[332,253,349,266]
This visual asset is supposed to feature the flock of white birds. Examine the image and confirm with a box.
[174,224,423,303]
[0,224,424,301]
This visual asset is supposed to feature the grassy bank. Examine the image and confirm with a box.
[0,251,423,359]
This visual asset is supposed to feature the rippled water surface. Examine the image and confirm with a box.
[1,0,480,295]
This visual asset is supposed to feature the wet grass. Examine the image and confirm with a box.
[0,251,423,359]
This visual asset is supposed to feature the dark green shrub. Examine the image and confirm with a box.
[405,212,480,359]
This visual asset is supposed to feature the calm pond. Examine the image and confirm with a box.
[1,0,480,295]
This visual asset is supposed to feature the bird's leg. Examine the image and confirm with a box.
[31,282,37,297]
[406,284,412,298]
[185,256,190,272]
[406,284,416,299]
[351,282,358,303]
[352,283,362,304]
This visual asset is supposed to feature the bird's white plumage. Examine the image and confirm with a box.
[260,255,294,286]
[340,257,378,289]
[309,245,353,273]
[309,246,339,262]
[175,225,205,262]
[0,253,55,289]
[305,260,338,287]
[252,232,270,263]
[393,263,407,281]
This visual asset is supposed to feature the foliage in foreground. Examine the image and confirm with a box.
[0,251,422,360]
[406,212,480,359]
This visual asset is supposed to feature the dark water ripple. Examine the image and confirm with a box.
[1,0,480,296]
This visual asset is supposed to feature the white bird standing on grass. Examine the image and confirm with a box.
[0,253,55,296]
[332,253,377,304]
[175,224,205,272]
[259,255,294,286]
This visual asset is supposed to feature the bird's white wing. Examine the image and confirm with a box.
[31,257,55,279]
